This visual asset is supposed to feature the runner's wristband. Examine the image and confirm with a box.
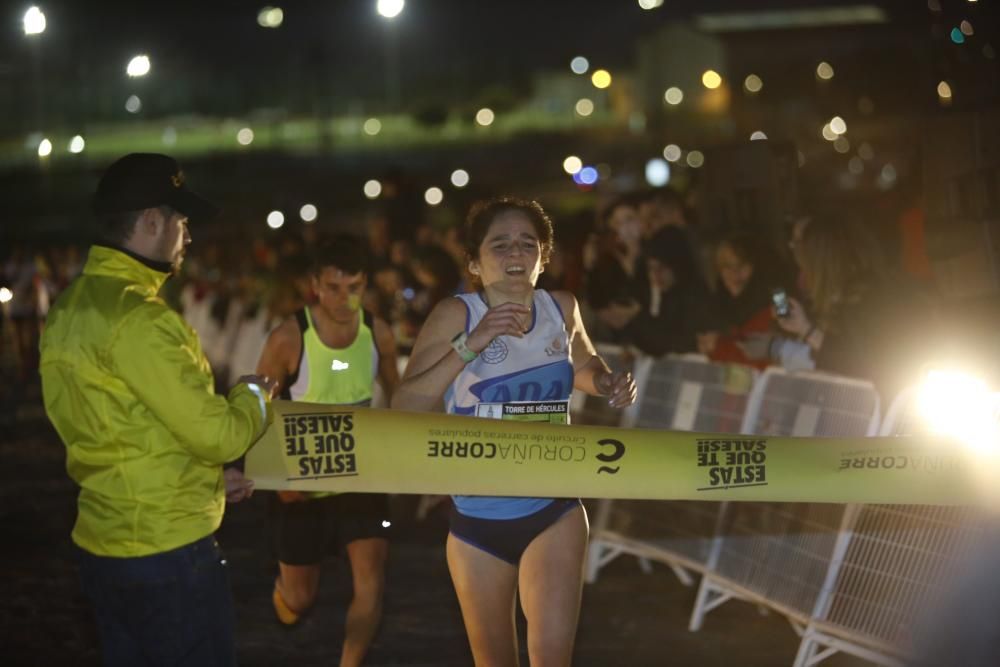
[450,331,479,363]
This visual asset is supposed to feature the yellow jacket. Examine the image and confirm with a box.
[40,245,270,557]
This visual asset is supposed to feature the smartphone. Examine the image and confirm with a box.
[771,288,791,318]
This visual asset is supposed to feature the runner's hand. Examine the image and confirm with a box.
[467,302,532,352]
[596,370,637,408]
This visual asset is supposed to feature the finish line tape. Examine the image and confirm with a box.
[244,401,995,505]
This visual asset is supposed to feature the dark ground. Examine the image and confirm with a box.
[0,391,869,667]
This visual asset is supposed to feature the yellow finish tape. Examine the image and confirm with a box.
[244,401,995,506]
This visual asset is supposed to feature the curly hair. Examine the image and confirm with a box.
[463,197,555,278]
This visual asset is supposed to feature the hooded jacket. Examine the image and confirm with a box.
[40,245,270,557]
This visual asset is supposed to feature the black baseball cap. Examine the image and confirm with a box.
[93,153,219,221]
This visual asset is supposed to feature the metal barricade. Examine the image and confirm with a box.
[586,355,757,585]
[690,368,882,636]
[790,386,996,666]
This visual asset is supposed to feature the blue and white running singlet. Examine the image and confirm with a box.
[445,290,575,519]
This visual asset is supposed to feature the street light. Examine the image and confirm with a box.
[24,6,46,35]
[376,0,404,19]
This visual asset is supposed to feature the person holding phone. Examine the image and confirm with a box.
[392,196,636,666]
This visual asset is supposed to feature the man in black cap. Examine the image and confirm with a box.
[40,153,274,666]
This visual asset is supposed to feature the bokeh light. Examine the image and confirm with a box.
[364,179,382,199]
[125,95,142,114]
[701,70,722,89]
[834,136,851,153]
[257,7,284,28]
[562,156,583,174]
[829,116,847,135]
[686,150,705,168]
[424,187,443,206]
[237,128,254,145]
[376,0,405,19]
[127,55,151,78]
[575,98,594,116]
[645,158,670,187]
[23,7,46,35]
[475,108,495,126]
[744,74,763,93]
[299,204,318,223]
[37,138,52,158]
[664,87,683,105]
[570,56,589,75]
[450,169,470,188]
[750,131,768,141]
[950,27,965,44]
[266,210,285,229]
[577,166,598,185]
[638,0,664,9]
[663,144,682,162]
[937,80,953,104]
[591,69,612,89]
[363,118,382,135]
[816,61,835,80]
[68,135,85,154]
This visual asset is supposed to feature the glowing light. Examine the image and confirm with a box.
[591,69,612,89]
[950,27,965,44]
[237,128,254,145]
[364,179,382,199]
[829,116,847,135]
[575,98,594,117]
[381,520,392,528]
[577,166,598,185]
[663,144,681,162]
[833,136,850,153]
[917,370,999,452]
[363,117,382,136]
[125,95,142,114]
[23,6,46,35]
[376,0,405,19]
[664,87,683,105]
[937,80,953,102]
[744,74,763,93]
[257,6,284,28]
[450,169,470,188]
[0,287,12,304]
[299,204,318,223]
[37,138,51,157]
[816,61,835,80]
[475,108,495,126]
[126,55,151,78]
[750,131,768,141]
[701,70,722,89]
[424,187,443,206]
[858,142,874,160]
[821,123,839,141]
[266,211,285,229]
[68,135,85,154]
[878,163,898,190]
[848,156,864,175]
[960,20,974,36]
[645,158,670,187]
[638,0,664,9]
[686,150,705,168]
[562,156,582,175]
[570,56,589,75]
[162,127,177,146]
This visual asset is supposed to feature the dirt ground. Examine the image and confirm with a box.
[0,395,870,667]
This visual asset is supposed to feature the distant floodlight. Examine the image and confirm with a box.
[125,95,142,114]
[266,210,285,229]
[237,128,254,145]
[664,87,684,105]
[257,6,284,28]
[591,69,612,89]
[24,7,46,35]
[701,70,722,89]
[645,158,670,187]
[570,56,589,75]
[475,108,495,126]
[126,55,151,78]
[37,138,52,157]
[450,169,469,188]
[68,135,85,154]
[376,0,405,19]
[364,179,382,199]
[424,187,443,206]
[299,204,318,223]
[562,156,583,175]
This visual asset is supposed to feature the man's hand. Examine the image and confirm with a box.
[224,468,255,504]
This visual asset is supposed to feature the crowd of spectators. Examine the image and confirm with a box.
[2,184,946,408]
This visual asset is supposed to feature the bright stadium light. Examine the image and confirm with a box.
[126,55,151,78]
[24,6,46,35]
[376,0,405,19]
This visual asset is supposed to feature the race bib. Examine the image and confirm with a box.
[475,400,569,424]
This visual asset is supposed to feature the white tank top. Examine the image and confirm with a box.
[446,289,574,519]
